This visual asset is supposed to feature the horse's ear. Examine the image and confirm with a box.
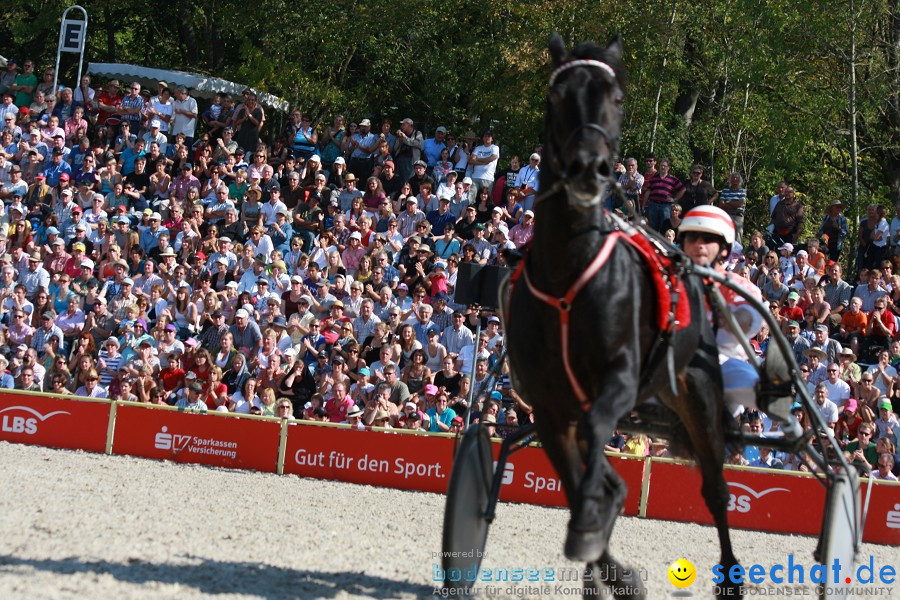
[605,34,623,63]
[549,32,568,67]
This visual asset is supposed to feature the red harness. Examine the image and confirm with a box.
[509,229,689,410]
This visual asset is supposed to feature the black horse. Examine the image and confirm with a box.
[505,35,740,599]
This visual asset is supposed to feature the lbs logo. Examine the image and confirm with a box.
[0,405,70,435]
[726,482,789,513]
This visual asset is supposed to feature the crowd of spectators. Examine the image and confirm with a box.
[0,62,539,439]
[0,60,895,479]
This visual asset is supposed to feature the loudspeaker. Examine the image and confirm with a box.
[454,262,483,307]
[479,266,511,309]
[454,262,511,309]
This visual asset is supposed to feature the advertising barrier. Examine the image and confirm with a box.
[282,424,454,492]
[112,403,281,473]
[0,391,109,453]
[0,390,896,545]
[644,460,826,536]
[861,479,900,546]
[494,446,645,516]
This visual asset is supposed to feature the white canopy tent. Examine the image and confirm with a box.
[86,62,290,112]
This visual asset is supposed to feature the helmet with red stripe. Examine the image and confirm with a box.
[679,206,736,246]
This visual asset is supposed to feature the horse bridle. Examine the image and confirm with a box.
[549,59,620,154]
[537,58,623,204]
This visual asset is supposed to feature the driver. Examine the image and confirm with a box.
[679,206,766,418]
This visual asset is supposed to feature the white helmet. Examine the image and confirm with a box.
[679,206,736,246]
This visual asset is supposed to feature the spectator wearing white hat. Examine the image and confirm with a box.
[21,251,50,297]
[509,209,535,248]
[142,119,168,154]
[139,211,165,253]
[514,153,541,211]
[494,222,516,252]
[230,307,262,356]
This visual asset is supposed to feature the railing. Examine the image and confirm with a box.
[0,389,896,545]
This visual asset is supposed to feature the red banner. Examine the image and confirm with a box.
[861,480,900,546]
[283,424,455,492]
[0,391,896,547]
[496,447,645,515]
[644,461,826,536]
[112,404,281,473]
[0,392,109,453]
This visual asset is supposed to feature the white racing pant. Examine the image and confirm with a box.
[721,356,759,418]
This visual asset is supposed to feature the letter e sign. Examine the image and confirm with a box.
[60,19,86,53]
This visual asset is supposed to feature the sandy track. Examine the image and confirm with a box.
[0,442,894,599]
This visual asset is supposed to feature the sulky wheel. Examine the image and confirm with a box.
[441,424,494,593]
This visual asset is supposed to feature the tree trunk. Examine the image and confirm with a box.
[649,0,679,153]
[732,83,750,174]
[886,0,900,203]
[179,4,201,66]
[103,1,116,62]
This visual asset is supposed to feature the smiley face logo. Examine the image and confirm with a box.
[667,558,696,588]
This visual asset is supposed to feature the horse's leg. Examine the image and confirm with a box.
[673,361,742,599]
[564,364,637,564]
[531,406,582,504]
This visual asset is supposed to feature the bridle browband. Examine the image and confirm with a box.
[548,59,617,87]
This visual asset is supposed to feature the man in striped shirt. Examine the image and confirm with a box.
[97,337,124,387]
[644,158,684,232]
[718,172,748,243]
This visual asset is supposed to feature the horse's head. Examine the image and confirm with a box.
[544,33,625,210]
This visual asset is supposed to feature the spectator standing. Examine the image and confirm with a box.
[146,84,173,133]
[232,91,263,155]
[10,59,36,108]
[818,200,848,262]
[614,157,643,214]
[858,203,889,271]
[347,118,378,180]
[717,172,747,243]
[0,59,18,96]
[422,126,447,169]
[770,186,804,247]
[768,181,787,217]
[393,118,423,184]
[681,164,718,213]
[467,130,499,196]
[171,85,198,149]
[514,153,541,212]
[644,158,684,232]
[638,154,658,211]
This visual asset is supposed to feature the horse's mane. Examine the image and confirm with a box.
[570,40,627,90]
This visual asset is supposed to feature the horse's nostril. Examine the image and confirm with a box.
[596,161,611,178]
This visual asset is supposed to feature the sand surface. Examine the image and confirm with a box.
[0,441,894,599]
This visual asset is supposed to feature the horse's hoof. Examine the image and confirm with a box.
[564,528,605,562]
